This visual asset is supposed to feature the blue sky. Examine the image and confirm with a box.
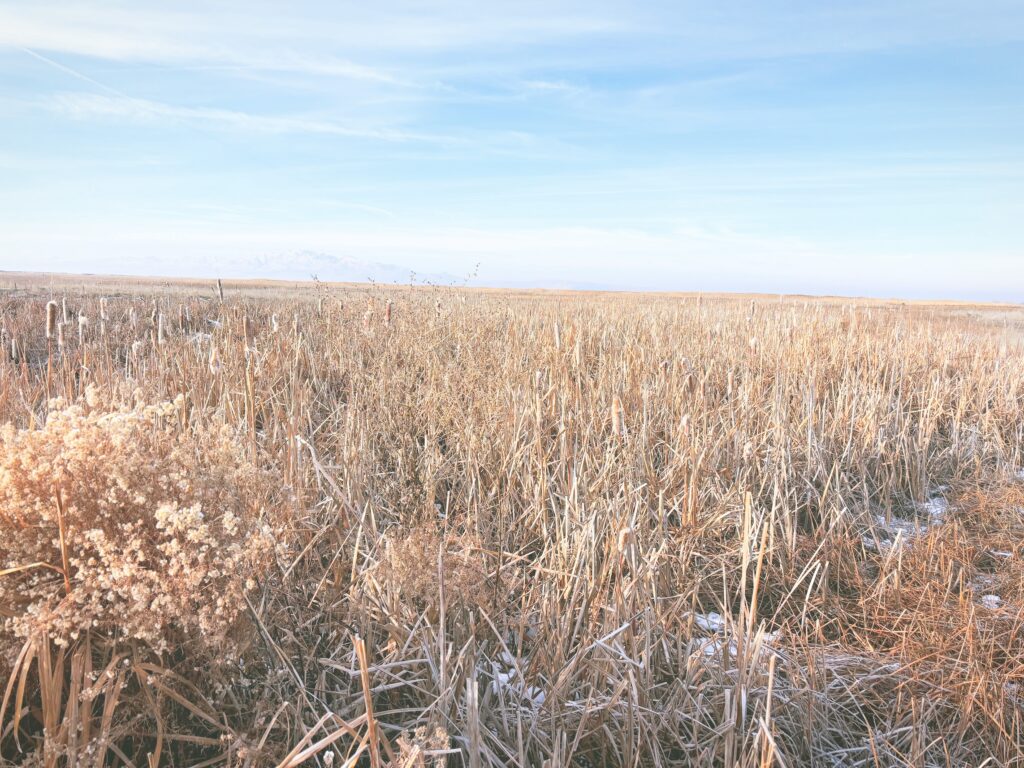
[1,1,1022,300]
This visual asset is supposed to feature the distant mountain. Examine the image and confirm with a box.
[246,251,461,286]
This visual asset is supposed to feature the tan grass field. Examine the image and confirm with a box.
[1,272,1023,766]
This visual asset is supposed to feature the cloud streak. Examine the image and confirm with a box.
[46,91,458,143]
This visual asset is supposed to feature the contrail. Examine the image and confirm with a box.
[20,47,129,97]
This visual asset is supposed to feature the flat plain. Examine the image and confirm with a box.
[2,272,1023,766]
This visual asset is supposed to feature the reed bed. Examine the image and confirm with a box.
[1,279,1023,766]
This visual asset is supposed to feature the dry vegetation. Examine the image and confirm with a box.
[1,275,1023,767]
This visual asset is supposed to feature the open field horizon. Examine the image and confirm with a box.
[2,276,1023,765]
[4,271,1022,311]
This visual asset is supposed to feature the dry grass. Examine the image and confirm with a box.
[1,275,1023,766]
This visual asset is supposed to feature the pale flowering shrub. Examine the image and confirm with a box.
[0,386,275,658]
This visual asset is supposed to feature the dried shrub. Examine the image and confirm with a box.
[376,525,494,619]
[0,386,275,659]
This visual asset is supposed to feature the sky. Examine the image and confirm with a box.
[0,1,1022,300]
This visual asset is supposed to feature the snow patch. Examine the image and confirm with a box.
[981,594,1002,610]
[489,654,545,709]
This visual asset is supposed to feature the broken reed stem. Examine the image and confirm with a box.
[46,301,58,396]
[355,635,383,767]
[54,487,73,596]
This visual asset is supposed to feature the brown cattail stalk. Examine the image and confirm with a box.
[242,314,254,353]
[384,300,393,327]
[100,297,108,337]
[46,301,58,340]
[46,301,58,395]
[217,278,225,301]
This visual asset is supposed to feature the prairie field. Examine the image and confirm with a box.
[2,274,1024,767]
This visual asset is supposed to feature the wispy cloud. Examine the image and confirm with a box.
[46,92,457,143]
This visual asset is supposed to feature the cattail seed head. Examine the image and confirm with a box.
[78,313,88,344]
[46,301,58,339]
[384,300,392,327]
[611,395,625,439]
[242,314,254,352]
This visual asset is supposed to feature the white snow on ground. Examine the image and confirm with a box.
[691,611,726,632]
[866,489,951,551]
[981,594,1002,610]
[489,651,545,708]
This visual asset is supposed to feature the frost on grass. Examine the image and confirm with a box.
[0,386,275,658]
[865,490,951,552]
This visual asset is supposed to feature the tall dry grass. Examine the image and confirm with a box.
[1,280,1023,766]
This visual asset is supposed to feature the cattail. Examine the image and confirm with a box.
[78,313,88,344]
[9,335,18,363]
[435,299,442,316]
[616,525,634,558]
[271,313,279,333]
[242,314,254,352]
[129,307,138,328]
[46,301,58,339]
[384,300,392,327]
[100,297,108,337]
[157,313,165,345]
[57,322,65,351]
[217,278,224,301]
[611,395,625,439]
[209,344,220,374]
[61,296,69,323]
[292,313,300,336]
[553,320,561,350]
[363,308,373,331]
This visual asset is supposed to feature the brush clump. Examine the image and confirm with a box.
[0,386,274,657]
